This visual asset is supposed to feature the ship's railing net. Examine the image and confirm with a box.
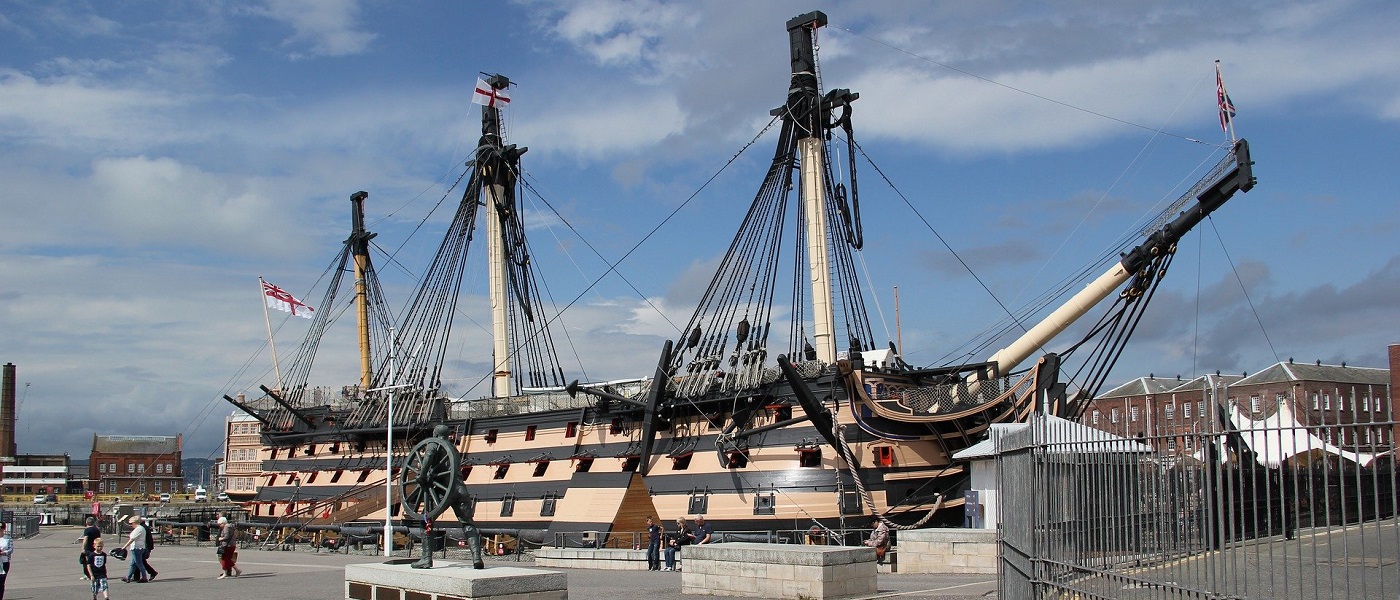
[897,375,1015,413]
[670,359,825,400]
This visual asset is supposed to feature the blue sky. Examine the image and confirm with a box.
[2,1,1397,461]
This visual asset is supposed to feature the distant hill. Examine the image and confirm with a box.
[181,458,219,489]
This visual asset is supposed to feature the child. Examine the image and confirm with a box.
[88,538,110,600]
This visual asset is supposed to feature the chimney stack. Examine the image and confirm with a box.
[1,363,17,461]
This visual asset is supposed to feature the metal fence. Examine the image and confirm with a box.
[1000,413,1398,599]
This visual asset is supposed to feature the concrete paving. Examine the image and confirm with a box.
[6,526,997,600]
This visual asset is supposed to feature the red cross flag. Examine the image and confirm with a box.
[472,77,510,108]
[262,279,315,319]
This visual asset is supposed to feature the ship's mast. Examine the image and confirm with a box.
[349,190,375,390]
[479,75,516,398]
[788,11,836,364]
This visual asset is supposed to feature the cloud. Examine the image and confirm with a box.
[247,0,377,58]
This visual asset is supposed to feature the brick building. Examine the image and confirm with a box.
[1082,355,1393,459]
[89,434,183,497]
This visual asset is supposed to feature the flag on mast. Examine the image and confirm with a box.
[1216,61,1236,133]
[471,77,510,108]
[262,280,315,319]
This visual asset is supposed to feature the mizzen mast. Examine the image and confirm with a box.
[350,190,376,390]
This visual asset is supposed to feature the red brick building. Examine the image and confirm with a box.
[89,434,183,497]
[1082,355,1393,459]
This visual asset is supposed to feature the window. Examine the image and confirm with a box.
[99,464,107,474]
[1184,436,1194,450]
[1183,403,1193,418]
[1130,406,1140,422]
[1164,404,1175,420]
[1312,393,1320,410]
[671,454,693,470]
[574,458,593,473]
[798,448,821,467]
[155,482,162,492]
[753,493,776,516]
[872,446,893,467]
[565,422,578,438]
[358,470,371,483]
[1166,439,1177,452]
[1197,401,1205,417]
[138,464,145,473]
[485,429,498,444]
[330,470,343,483]
[1249,395,1260,413]
[622,456,641,472]
[532,461,549,477]
[1111,408,1119,424]
[525,425,536,441]
[1092,410,1100,425]
[128,464,135,474]
[493,464,509,480]
[1323,394,1330,410]
[609,418,625,435]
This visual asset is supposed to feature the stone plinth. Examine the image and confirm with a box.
[680,543,876,599]
[345,561,566,600]
[895,528,998,574]
[533,548,649,570]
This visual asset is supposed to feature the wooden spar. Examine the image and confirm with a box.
[350,191,374,391]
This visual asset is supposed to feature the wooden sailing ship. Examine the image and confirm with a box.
[228,11,1256,546]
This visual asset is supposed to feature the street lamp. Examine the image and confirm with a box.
[367,327,411,558]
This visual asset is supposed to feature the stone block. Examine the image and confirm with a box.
[344,561,566,600]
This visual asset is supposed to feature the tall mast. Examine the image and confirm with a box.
[787,11,836,364]
[349,190,375,390]
[478,75,522,398]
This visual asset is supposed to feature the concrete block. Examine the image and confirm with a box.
[344,561,566,600]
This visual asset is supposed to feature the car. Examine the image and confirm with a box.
[194,487,208,502]
[216,492,231,502]
[159,493,171,503]
[32,494,47,504]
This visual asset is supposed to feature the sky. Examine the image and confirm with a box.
[2,0,1398,461]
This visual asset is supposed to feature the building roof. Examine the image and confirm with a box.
[1098,376,1178,399]
[953,415,1152,459]
[92,434,181,455]
[1236,361,1390,387]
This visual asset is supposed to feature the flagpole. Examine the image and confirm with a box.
[258,277,284,391]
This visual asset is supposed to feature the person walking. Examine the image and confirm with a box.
[0,522,12,600]
[139,516,158,580]
[87,538,111,600]
[77,516,102,580]
[119,516,148,583]
[644,516,662,571]
[216,516,242,579]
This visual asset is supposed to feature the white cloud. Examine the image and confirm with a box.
[249,0,377,58]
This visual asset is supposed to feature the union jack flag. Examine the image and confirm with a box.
[1216,63,1236,133]
[262,279,315,319]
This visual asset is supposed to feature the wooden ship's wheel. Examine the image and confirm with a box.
[398,436,461,521]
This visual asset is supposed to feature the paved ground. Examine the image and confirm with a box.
[6,526,997,600]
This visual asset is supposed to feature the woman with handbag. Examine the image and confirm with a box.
[863,518,890,563]
[216,516,242,579]
[662,517,693,571]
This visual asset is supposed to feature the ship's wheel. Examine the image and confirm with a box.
[399,436,461,521]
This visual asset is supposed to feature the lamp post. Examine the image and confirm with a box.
[366,327,410,558]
